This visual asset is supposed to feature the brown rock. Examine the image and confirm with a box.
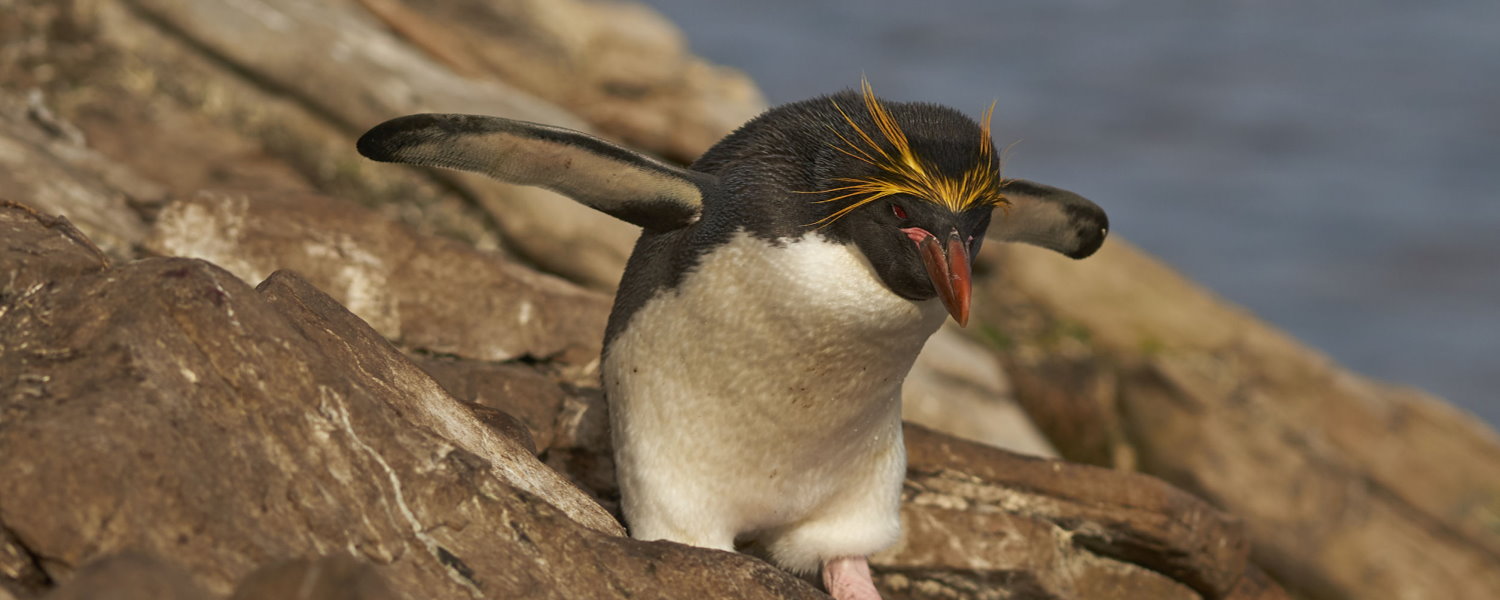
[1,524,48,599]
[1223,567,1292,600]
[66,0,506,252]
[145,189,610,365]
[535,387,623,516]
[417,362,621,514]
[96,0,638,289]
[412,355,570,455]
[976,239,1500,599]
[44,554,210,600]
[0,200,109,296]
[229,556,400,600]
[0,90,157,260]
[460,400,538,457]
[78,0,756,291]
[880,424,1251,600]
[902,326,1057,457]
[356,0,765,164]
[123,0,582,135]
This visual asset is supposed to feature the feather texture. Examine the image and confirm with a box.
[809,80,1007,227]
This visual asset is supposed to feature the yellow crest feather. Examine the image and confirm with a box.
[808,80,1007,228]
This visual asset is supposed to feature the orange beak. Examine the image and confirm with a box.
[904,227,972,326]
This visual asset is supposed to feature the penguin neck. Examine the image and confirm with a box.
[692,228,947,349]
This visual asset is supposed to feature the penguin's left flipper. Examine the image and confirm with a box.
[357,114,714,231]
[989,179,1110,259]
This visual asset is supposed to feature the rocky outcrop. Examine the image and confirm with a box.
[974,241,1500,599]
[144,189,609,365]
[0,91,158,260]
[86,0,738,290]
[40,554,212,600]
[352,0,763,164]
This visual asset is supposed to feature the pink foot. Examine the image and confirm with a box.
[821,556,882,600]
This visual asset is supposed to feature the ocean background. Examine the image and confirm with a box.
[640,0,1500,426]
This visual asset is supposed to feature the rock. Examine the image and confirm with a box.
[123,0,582,135]
[974,239,1500,599]
[412,355,570,455]
[30,0,500,253]
[413,355,622,513]
[1,523,49,599]
[901,326,1057,457]
[95,0,644,289]
[0,200,827,599]
[0,90,157,260]
[0,199,110,297]
[228,556,399,600]
[78,0,757,290]
[355,0,765,164]
[144,189,610,365]
[44,554,210,600]
[1223,567,1292,600]
[879,424,1250,600]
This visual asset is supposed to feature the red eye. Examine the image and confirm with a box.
[891,204,908,219]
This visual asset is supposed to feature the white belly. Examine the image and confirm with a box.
[604,230,945,572]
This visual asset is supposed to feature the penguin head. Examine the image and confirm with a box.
[693,81,1108,327]
[813,170,995,328]
[791,82,1012,326]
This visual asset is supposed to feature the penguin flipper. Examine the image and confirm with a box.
[357,114,712,230]
[989,179,1110,259]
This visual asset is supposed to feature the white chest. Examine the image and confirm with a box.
[608,230,944,425]
[604,231,944,541]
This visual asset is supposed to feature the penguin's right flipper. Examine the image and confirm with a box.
[357,114,713,230]
[989,179,1109,259]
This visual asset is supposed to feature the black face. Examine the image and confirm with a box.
[688,89,1024,323]
[823,195,993,301]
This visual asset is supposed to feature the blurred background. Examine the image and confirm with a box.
[641,0,1500,425]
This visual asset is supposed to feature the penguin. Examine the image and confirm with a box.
[357,81,1107,600]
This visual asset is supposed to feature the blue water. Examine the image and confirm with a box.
[641,0,1500,426]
